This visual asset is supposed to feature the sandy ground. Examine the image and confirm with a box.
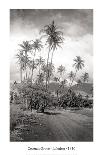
[10,108,93,142]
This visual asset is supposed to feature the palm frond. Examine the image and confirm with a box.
[40,20,64,51]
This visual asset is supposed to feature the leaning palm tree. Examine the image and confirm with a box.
[19,41,32,79]
[16,50,25,83]
[71,56,84,86]
[57,65,65,77]
[81,72,89,83]
[40,20,64,89]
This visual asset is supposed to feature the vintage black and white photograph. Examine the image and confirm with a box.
[10,9,93,142]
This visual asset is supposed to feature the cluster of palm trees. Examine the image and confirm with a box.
[17,21,64,89]
[15,20,91,111]
[17,20,89,90]
[17,39,43,83]
[53,56,89,88]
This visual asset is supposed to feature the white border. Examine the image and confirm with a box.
[0,0,103,155]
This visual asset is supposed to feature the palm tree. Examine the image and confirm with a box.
[68,71,75,86]
[31,39,43,56]
[81,72,89,83]
[16,50,25,83]
[90,86,93,97]
[40,20,64,89]
[30,39,43,81]
[73,56,84,71]
[28,59,37,82]
[77,79,82,87]
[42,63,55,86]
[19,41,32,79]
[60,79,67,88]
[57,65,65,77]
[58,79,67,95]
[36,56,45,74]
[36,73,44,85]
[53,77,60,98]
[71,56,84,86]
[85,94,89,100]
[53,77,60,83]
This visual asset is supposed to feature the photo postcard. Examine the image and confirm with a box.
[10,9,93,142]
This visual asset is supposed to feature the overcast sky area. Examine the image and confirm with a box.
[10,9,93,83]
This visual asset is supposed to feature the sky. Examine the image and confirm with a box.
[10,9,93,83]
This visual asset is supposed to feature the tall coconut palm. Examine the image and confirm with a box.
[36,56,45,74]
[16,50,25,83]
[40,20,64,89]
[81,72,89,83]
[71,56,84,86]
[57,65,65,77]
[19,41,32,79]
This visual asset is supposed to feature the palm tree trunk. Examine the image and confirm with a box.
[51,49,54,64]
[31,68,34,83]
[46,49,55,89]
[70,69,78,87]
[20,65,22,83]
[26,71,28,80]
[38,67,40,75]
[25,51,28,80]
[47,71,50,90]
[46,47,51,90]
[56,88,59,99]
[39,51,41,75]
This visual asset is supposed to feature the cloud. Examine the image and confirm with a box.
[10,9,93,37]
[10,9,93,83]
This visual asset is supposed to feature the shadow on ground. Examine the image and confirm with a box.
[43,111,61,115]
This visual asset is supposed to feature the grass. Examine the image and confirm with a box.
[10,103,93,141]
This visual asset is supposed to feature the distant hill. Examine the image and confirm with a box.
[72,83,93,95]
[10,82,93,96]
[48,82,93,95]
[48,82,68,92]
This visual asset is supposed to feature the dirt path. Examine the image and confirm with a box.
[11,108,93,141]
[46,109,93,141]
